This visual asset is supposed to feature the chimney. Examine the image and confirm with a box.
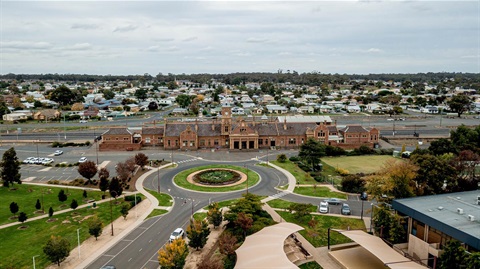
[212,119,215,131]
[252,115,256,126]
[283,118,287,130]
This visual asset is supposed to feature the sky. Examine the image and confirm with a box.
[1,1,479,75]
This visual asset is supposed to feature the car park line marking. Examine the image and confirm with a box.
[97,161,110,169]
[22,177,36,182]
[138,248,143,252]
[47,153,55,157]
[39,167,52,172]
[128,258,132,262]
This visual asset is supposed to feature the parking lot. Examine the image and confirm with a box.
[20,160,112,182]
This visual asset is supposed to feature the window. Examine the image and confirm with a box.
[190,141,195,147]
[168,140,171,146]
[259,139,263,145]
[200,140,205,146]
[224,126,229,133]
[208,140,211,146]
[145,137,151,143]
[289,138,296,145]
[124,138,129,141]
[240,128,246,132]
[214,139,219,145]
[183,141,187,146]
[319,130,325,137]
[175,140,179,146]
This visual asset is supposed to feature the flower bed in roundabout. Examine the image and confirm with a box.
[173,164,260,192]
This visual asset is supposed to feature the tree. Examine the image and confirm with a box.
[102,89,115,100]
[88,215,103,240]
[299,138,326,171]
[1,147,21,187]
[134,88,148,101]
[218,232,238,256]
[207,202,223,229]
[98,167,110,195]
[288,203,311,220]
[388,214,407,244]
[429,138,457,155]
[447,94,471,117]
[70,199,78,210]
[176,94,193,108]
[48,207,54,218]
[449,150,480,192]
[77,161,98,184]
[115,161,130,182]
[43,235,71,266]
[410,153,456,195]
[9,202,19,217]
[186,219,210,250]
[465,252,480,269]
[372,204,394,238]
[134,153,149,170]
[438,240,466,269]
[158,238,189,269]
[70,102,84,111]
[58,189,68,203]
[125,157,137,176]
[276,154,287,163]
[83,190,87,198]
[365,159,418,199]
[197,256,223,269]
[235,212,253,238]
[109,177,123,197]
[120,203,131,219]
[148,101,158,111]
[18,212,27,223]
[35,199,41,210]
[49,85,76,106]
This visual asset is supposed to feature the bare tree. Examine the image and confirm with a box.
[77,161,98,184]
[134,153,149,170]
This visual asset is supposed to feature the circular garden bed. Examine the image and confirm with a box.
[174,164,260,192]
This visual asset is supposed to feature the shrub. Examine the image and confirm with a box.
[276,154,287,163]
[289,156,300,162]
[85,141,91,146]
[335,168,349,176]
[325,145,346,156]
[125,195,142,208]
[341,174,366,193]
[69,178,85,186]
[48,180,60,185]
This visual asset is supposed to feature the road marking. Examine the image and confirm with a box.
[39,167,52,172]
[97,161,110,169]
[139,248,143,252]
[22,177,36,182]
[128,258,132,262]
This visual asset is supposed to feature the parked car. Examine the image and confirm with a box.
[319,201,329,214]
[360,192,368,201]
[100,266,116,269]
[169,228,185,242]
[79,120,88,123]
[42,158,54,165]
[325,198,341,205]
[54,150,63,156]
[23,157,35,164]
[78,157,87,163]
[341,203,351,215]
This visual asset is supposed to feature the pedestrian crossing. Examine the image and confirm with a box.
[268,191,288,199]
[175,158,198,164]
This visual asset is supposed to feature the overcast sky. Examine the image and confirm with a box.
[1,1,479,75]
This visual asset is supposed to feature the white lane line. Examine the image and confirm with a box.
[22,177,36,182]
[39,167,52,172]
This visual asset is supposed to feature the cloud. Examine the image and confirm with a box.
[153,37,174,42]
[1,41,53,50]
[366,48,383,53]
[113,24,138,33]
[71,23,98,30]
[69,43,93,50]
[246,37,269,43]
[182,36,198,42]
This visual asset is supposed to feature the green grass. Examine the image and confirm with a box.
[146,209,168,219]
[145,189,173,206]
[266,199,317,212]
[322,155,395,174]
[277,211,365,247]
[0,184,105,225]
[299,262,323,269]
[293,186,347,199]
[0,198,129,269]
[271,160,316,184]
[173,165,259,192]
[193,212,208,222]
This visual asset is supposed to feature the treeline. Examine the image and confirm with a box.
[1,72,479,89]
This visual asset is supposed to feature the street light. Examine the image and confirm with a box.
[191,199,194,218]
[157,167,160,193]
[94,129,99,165]
[109,191,117,236]
[77,228,81,259]
[361,200,364,220]
[244,164,249,194]
[63,113,66,140]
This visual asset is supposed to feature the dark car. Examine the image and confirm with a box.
[325,198,341,205]
[360,192,368,200]
[100,266,116,269]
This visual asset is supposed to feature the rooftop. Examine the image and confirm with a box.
[392,190,480,249]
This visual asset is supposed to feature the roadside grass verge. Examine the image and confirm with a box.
[277,211,365,247]
[266,199,317,212]
[299,262,323,269]
[173,164,259,192]
[293,186,347,199]
[145,189,173,206]
[0,184,104,225]
[0,198,129,269]
[193,212,208,222]
[271,160,315,184]
[146,209,168,219]
[322,155,395,174]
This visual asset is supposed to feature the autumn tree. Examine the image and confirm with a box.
[449,150,480,192]
[235,212,253,238]
[77,161,98,184]
[43,235,71,266]
[218,232,238,269]
[9,202,19,217]
[207,202,223,229]
[109,177,123,198]
[125,157,137,176]
[1,147,21,187]
[197,256,223,269]
[88,215,103,240]
[158,238,189,269]
[134,153,149,170]
[98,167,110,192]
[186,219,210,250]
[70,102,84,111]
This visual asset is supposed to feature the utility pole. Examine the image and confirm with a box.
[157,167,160,193]
[63,113,66,139]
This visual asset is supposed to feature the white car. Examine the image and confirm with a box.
[54,150,63,156]
[169,228,185,242]
[319,201,329,214]
[78,157,88,163]
[79,120,88,123]
[42,158,54,165]
[23,157,35,164]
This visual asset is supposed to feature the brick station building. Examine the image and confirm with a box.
[99,106,379,151]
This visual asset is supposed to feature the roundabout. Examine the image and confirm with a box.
[174,164,260,192]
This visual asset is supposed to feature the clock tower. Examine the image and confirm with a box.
[221,106,232,135]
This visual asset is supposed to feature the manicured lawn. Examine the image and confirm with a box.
[322,155,395,174]
[0,184,105,225]
[299,262,323,269]
[293,186,347,199]
[266,199,317,212]
[174,165,259,192]
[145,189,173,206]
[193,212,208,222]
[277,211,365,247]
[146,209,168,219]
[0,198,129,269]
[271,160,316,184]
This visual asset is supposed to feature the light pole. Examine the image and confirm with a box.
[370,203,374,233]
[94,129,99,165]
[77,228,81,259]
[33,255,39,269]
[157,167,160,193]
[191,199,194,218]
[109,191,117,236]
[63,113,66,140]
[244,164,249,194]
[135,193,137,218]
[361,200,364,220]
